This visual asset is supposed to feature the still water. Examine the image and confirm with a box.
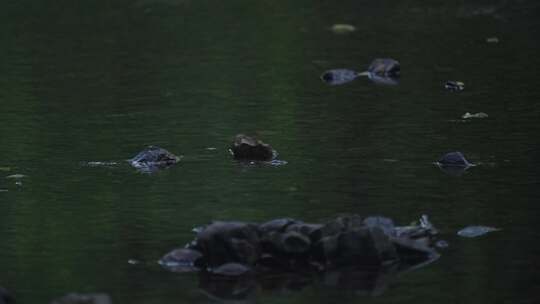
[1,0,540,303]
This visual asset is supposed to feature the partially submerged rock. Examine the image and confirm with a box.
[320,69,359,86]
[367,58,400,78]
[159,248,204,272]
[457,226,501,238]
[330,24,356,34]
[230,134,276,161]
[162,215,440,279]
[129,146,180,172]
[445,81,465,91]
[0,287,14,304]
[462,112,488,119]
[437,152,472,167]
[50,293,112,304]
[320,58,400,86]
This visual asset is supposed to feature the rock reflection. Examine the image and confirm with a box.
[197,257,438,301]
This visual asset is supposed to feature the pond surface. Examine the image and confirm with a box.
[1,0,540,303]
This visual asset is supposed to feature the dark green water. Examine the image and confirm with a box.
[1,0,540,303]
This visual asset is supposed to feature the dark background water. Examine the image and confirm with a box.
[1,0,540,303]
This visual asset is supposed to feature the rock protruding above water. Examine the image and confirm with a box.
[50,293,112,304]
[368,58,400,78]
[457,226,501,238]
[445,81,465,91]
[129,146,180,172]
[230,134,276,161]
[320,69,359,86]
[160,215,440,277]
[437,152,472,167]
[0,287,14,304]
[436,152,473,176]
[320,58,400,86]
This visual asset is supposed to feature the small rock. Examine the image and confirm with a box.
[230,134,276,161]
[50,293,112,304]
[330,24,356,34]
[159,248,204,271]
[0,286,14,304]
[486,37,499,43]
[320,69,359,86]
[209,263,253,277]
[445,81,465,91]
[129,146,180,172]
[127,259,140,265]
[462,112,488,119]
[457,226,501,238]
[435,240,449,248]
[368,58,400,78]
[437,152,472,167]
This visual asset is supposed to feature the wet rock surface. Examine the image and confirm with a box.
[445,81,465,91]
[129,146,180,172]
[437,152,472,167]
[367,58,400,78]
[161,214,441,279]
[0,287,14,304]
[457,226,501,238]
[320,69,359,86]
[320,58,400,86]
[230,134,276,161]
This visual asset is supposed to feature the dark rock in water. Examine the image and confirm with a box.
[368,58,400,78]
[50,293,112,304]
[457,226,500,238]
[163,214,440,286]
[230,134,276,161]
[129,146,180,172]
[445,81,465,91]
[259,218,298,235]
[363,216,396,237]
[437,152,472,167]
[320,69,359,85]
[159,248,204,272]
[0,287,14,304]
[279,231,311,254]
[195,221,261,267]
[209,263,253,277]
[187,215,441,301]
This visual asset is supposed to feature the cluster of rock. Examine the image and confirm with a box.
[320,58,401,86]
[159,215,440,277]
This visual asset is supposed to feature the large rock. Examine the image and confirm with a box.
[230,134,276,161]
[195,221,261,267]
[163,214,440,277]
